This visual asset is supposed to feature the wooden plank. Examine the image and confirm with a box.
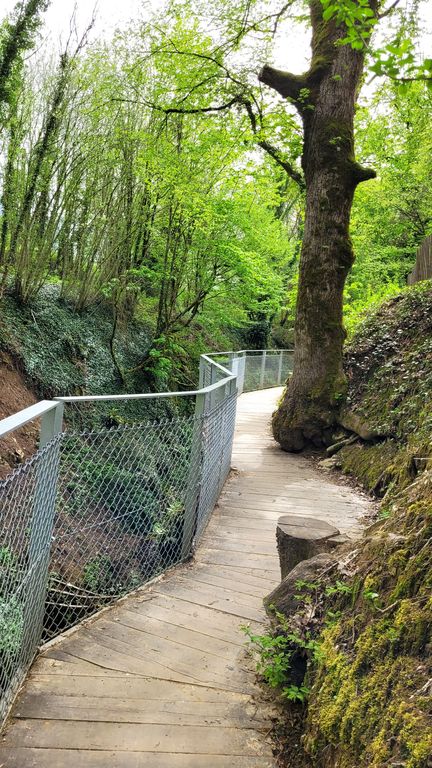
[23,675,252,703]
[202,537,278,556]
[33,655,131,678]
[207,515,281,533]
[114,609,241,659]
[128,594,264,641]
[1,721,273,756]
[55,634,201,685]
[186,568,274,598]
[199,548,281,578]
[157,575,270,609]
[152,582,266,623]
[76,621,251,692]
[193,563,278,589]
[223,490,364,507]
[14,692,268,728]
[218,498,360,514]
[0,748,275,767]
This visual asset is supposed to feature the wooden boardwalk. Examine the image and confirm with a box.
[0,389,370,767]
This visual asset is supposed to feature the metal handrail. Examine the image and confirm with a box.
[0,348,294,444]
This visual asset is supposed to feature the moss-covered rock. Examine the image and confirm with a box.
[341,281,432,494]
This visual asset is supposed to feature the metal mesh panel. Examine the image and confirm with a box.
[280,350,294,382]
[63,396,192,432]
[242,350,293,392]
[243,353,264,392]
[0,437,61,723]
[44,415,197,640]
[195,392,237,541]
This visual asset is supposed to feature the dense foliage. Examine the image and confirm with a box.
[0,2,431,389]
[0,4,298,390]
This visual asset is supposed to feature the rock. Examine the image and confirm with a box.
[339,408,383,441]
[326,434,358,457]
[318,456,342,470]
[327,533,351,547]
[264,553,337,617]
[276,515,340,579]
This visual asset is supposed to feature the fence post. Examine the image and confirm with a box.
[198,356,207,388]
[277,350,284,385]
[231,357,240,392]
[239,354,246,393]
[181,391,206,559]
[23,403,64,659]
[259,350,267,389]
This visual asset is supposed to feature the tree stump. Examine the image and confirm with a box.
[276,514,342,579]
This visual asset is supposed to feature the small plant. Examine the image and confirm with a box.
[363,587,380,605]
[83,555,113,593]
[325,580,353,597]
[294,579,320,604]
[324,609,342,627]
[282,684,311,703]
[0,547,15,567]
[242,608,323,703]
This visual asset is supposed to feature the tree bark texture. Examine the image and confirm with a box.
[260,1,377,451]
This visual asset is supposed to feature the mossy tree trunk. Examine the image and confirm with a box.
[259,0,377,451]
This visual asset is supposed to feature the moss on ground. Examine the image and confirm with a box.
[304,472,432,767]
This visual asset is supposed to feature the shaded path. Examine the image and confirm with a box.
[0,389,370,767]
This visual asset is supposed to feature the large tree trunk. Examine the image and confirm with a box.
[260,0,376,451]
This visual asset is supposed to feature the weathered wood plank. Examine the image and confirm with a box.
[1,721,272,755]
[22,675,252,703]
[14,692,268,728]
[0,748,275,767]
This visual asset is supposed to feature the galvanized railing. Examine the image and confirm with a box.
[0,348,292,724]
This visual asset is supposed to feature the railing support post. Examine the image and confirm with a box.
[23,402,64,659]
[231,356,245,395]
[198,356,207,388]
[259,350,267,390]
[277,350,284,385]
[181,391,206,560]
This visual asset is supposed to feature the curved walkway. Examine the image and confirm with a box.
[0,389,370,767]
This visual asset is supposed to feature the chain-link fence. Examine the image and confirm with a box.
[0,436,62,724]
[202,349,294,394]
[0,348,292,726]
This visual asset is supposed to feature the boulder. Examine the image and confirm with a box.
[264,553,337,617]
[318,456,342,471]
[339,408,382,441]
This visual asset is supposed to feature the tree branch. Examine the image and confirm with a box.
[377,0,401,20]
[241,97,304,189]
[258,64,307,103]
[257,139,304,188]
[110,95,241,115]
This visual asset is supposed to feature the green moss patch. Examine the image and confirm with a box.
[303,471,432,767]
